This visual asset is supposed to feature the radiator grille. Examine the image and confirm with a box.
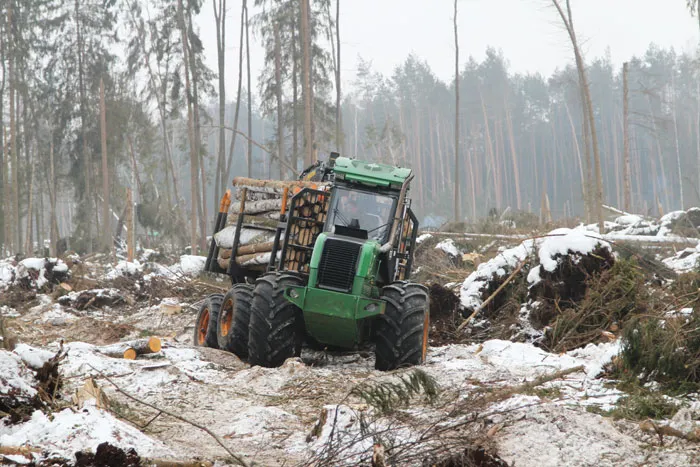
[317,239,361,292]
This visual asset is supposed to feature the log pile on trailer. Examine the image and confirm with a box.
[208,177,328,276]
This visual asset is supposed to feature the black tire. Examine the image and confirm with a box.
[375,282,430,371]
[248,273,305,368]
[194,293,224,348]
[217,284,254,358]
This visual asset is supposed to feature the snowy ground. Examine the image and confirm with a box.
[4,213,700,465]
[2,334,700,466]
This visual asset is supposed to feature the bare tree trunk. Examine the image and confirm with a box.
[562,100,587,213]
[177,0,202,253]
[479,90,499,208]
[74,0,92,252]
[245,3,253,178]
[292,7,299,173]
[672,72,683,209]
[553,0,604,233]
[453,0,460,221]
[224,0,246,186]
[100,77,110,252]
[0,22,5,254]
[49,141,58,257]
[9,1,20,254]
[213,0,226,205]
[300,0,313,167]
[24,147,35,254]
[274,22,285,180]
[185,6,207,253]
[504,98,522,210]
[622,62,632,212]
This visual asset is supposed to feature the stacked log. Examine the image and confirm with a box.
[214,178,328,270]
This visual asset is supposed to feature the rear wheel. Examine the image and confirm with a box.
[375,282,429,371]
[194,293,224,348]
[248,273,305,368]
[217,284,254,358]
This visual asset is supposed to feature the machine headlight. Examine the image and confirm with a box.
[364,303,378,313]
[289,289,300,299]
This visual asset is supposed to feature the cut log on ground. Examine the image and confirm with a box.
[97,337,161,360]
[0,447,41,456]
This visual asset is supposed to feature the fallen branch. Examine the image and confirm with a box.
[639,419,700,445]
[143,460,213,467]
[456,259,526,333]
[89,366,250,467]
[480,365,585,404]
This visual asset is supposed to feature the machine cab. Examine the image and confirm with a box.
[325,187,398,243]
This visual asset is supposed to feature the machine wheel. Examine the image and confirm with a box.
[248,273,305,368]
[217,284,254,358]
[194,293,224,348]
[375,282,430,371]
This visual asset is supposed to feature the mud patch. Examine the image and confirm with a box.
[74,442,141,467]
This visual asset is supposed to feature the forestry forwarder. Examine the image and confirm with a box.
[195,154,429,371]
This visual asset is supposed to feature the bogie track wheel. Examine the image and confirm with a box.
[194,293,224,348]
[375,282,429,371]
[248,273,305,368]
[217,284,254,358]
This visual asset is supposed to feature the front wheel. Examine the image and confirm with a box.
[194,293,224,348]
[248,273,305,368]
[375,282,430,371]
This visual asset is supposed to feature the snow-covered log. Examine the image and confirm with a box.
[240,198,283,214]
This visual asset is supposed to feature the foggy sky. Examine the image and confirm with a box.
[195,0,699,98]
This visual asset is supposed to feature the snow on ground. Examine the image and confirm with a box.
[6,334,679,466]
[0,404,173,461]
[460,239,535,310]
[663,244,700,272]
[0,351,38,399]
[0,258,69,290]
[416,233,433,244]
[435,239,459,257]
[0,259,15,290]
[173,255,206,276]
[460,227,611,311]
[102,260,143,280]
